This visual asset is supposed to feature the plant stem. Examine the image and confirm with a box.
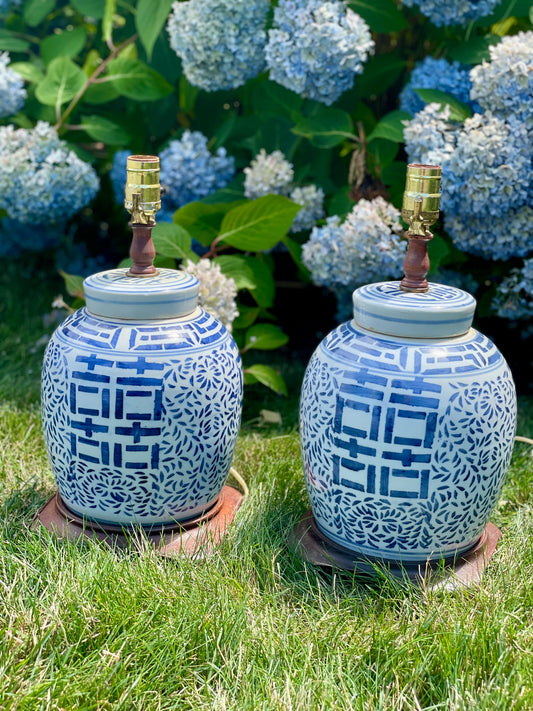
[54,33,139,132]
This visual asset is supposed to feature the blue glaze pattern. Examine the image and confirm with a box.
[300,322,517,561]
[42,308,242,525]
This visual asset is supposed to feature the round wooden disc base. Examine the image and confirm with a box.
[290,510,502,590]
[32,486,244,559]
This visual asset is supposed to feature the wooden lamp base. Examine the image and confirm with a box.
[290,510,502,590]
[32,486,244,559]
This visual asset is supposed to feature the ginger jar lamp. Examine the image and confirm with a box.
[296,164,517,584]
[37,155,244,555]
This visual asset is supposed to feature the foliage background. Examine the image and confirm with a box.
[0,0,532,393]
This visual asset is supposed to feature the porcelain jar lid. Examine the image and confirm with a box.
[83,268,199,320]
[352,281,476,338]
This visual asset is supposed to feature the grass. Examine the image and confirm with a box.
[0,260,532,710]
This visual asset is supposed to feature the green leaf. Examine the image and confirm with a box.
[71,0,106,18]
[172,201,243,246]
[243,257,275,308]
[136,0,174,61]
[0,30,30,52]
[348,0,407,32]
[243,364,288,396]
[244,324,289,351]
[218,195,301,251]
[102,0,116,44]
[24,0,55,27]
[292,108,355,148]
[80,114,129,145]
[354,53,406,100]
[367,110,411,143]
[83,81,120,104]
[59,271,85,299]
[179,75,199,114]
[232,306,260,331]
[105,58,173,101]
[448,35,500,64]
[152,223,198,262]
[367,139,399,174]
[252,80,303,120]
[10,62,44,84]
[214,256,257,291]
[41,27,87,66]
[414,89,472,121]
[35,57,86,108]
[283,236,311,281]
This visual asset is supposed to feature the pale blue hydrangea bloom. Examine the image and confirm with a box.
[402,0,499,27]
[265,0,374,105]
[0,122,99,225]
[470,32,533,127]
[302,197,405,291]
[403,103,460,172]
[160,132,235,209]
[111,133,235,212]
[444,112,532,219]
[243,149,294,199]
[289,185,325,232]
[405,107,532,222]
[493,258,533,320]
[400,57,477,116]
[0,218,61,258]
[167,0,269,92]
[444,206,533,261]
[0,53,26,118]
[180,258,238,330]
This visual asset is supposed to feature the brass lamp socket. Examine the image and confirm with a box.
[124,155,161,225]
[401,164,442,237]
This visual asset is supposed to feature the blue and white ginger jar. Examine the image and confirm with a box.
[42,268,243,526]
[300,281,517,562]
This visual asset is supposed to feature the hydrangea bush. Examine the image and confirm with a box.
[1,0,532,391]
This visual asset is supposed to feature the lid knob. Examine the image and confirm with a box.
[124,155,161,277]
[400,164,442,293]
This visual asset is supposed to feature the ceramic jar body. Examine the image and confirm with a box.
[300,321,517,562]
[42,306,243,526]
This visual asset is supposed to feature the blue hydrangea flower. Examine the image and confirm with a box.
[403,103,460,170]
[265,0,374,106]
[243,149,294,199]
[0,218,61,258]
[400,57,478,116]
[445,112,532,219]
[402,0,499,27]
[444,206,533,261]
[161,132,235,209]
[0,53,26,118]
[493,258,533,320]
[0,122,99,225]
[302,197,405,291]
[405,107,533,221]
[289,185,325,232]
[167,0,269,92]
[470,32,533,127]
[111,133,235,213]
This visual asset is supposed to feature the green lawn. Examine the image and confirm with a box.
[1,261,532,710]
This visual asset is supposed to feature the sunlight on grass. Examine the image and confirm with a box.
[1,264,532,710]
